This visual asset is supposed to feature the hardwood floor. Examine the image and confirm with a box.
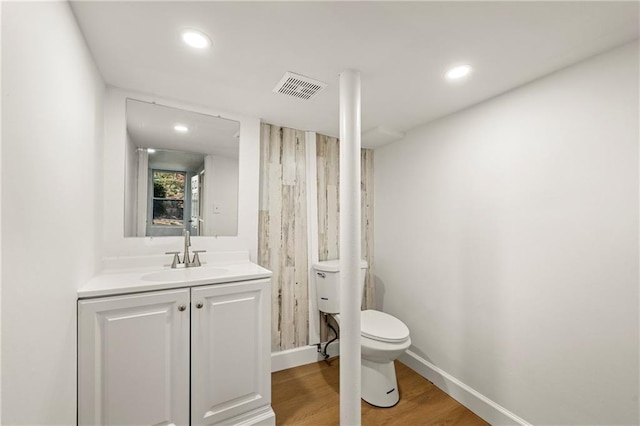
[272,358,489,425]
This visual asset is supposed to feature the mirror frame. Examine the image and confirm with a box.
[102,88,260,262]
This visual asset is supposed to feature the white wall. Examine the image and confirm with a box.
[209,155,239,236]
[1,2,104,424]
[375,42,638,425]
[103,88,260,261]
[0,2,3,418]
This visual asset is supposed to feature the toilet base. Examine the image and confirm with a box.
[361,358,399,407]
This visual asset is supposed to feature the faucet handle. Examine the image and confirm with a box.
[192,250,206,267]
[165,251,180,268]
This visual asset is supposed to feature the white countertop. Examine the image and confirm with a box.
[79,252,272,299]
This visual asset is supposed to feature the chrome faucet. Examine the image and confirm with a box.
[183,229,191,265]
[165,230,206,268]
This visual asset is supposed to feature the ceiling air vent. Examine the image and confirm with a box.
[273,72,327,101]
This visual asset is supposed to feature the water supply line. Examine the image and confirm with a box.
[322,314,339,359]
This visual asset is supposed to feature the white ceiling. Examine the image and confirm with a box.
[148,149,206,172]
[71,1,639,148]
[126,98,240,158]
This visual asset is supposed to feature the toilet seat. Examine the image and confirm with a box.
[361,310,410,343]
[331,310,410,343]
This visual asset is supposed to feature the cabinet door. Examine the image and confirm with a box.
[191,279,271,425]
[78,289,190,426]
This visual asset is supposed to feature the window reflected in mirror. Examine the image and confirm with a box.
[152,170,186,227]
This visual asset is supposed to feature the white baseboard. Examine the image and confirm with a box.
[271,341,340,372]
[399,350,531,426]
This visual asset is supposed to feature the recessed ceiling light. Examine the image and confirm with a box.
[445,64,472,80]
[181,30,211,49]
[147,148,156,153]
[174,124,189,133]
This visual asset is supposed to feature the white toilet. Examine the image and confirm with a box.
[313,260,411,407]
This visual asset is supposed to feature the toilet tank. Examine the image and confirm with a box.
[313,260,368,314]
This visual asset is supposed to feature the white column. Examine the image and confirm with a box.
[339,69,362,426]
[136,148,149,237]
[202,155,216,236]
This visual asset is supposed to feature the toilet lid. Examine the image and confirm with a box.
[313,259,368,272]
[360,310,410,343]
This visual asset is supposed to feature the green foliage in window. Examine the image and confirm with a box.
[153,172,185,200]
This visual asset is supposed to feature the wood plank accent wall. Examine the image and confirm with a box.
[316,134,340,262]
[258,123,309,352]
[361,148,375,310]
[316,134,375,340]
[258,124,375,350]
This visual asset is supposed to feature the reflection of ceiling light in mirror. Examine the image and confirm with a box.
[174,124,189,133]
[181,30,211,49]
[147,148,156,153]
[445,64,472,80]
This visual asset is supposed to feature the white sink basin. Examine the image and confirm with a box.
[142,267,229,282]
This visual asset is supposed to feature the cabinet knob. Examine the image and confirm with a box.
[195,301,204,309]
[178,304,187,312]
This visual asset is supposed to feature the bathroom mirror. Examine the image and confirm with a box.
[124,99,240,237]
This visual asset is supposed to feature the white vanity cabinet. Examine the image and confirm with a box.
[78,288,191,425]
[191,280,271,425]
[78,278,273,426]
